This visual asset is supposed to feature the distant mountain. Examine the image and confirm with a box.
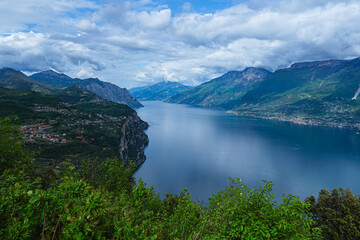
[0,68,60,94]
[129,85,151,95]
[130,81,191,101]
[168,68,271,108]
[31,70,143,108]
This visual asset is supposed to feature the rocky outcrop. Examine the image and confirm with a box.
[119,112,149,167]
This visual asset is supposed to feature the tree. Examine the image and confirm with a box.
[306,188,360,240]
[0,117,33,174]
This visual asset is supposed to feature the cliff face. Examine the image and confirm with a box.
[119,112,149,167]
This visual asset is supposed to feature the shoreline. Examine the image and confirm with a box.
[227,110,360,132]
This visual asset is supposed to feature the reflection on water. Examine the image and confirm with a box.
[134,101,360,202]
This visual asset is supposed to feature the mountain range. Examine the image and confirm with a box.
[2,57,360,131]
[168,58,360,130]
[168,68,270,108]
[0,68,60,95]
[31,70,143,108]
[130,81,190,101]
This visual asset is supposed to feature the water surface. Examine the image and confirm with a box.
[134,101,360,202]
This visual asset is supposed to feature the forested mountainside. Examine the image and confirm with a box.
[168,68,270,108]
[169,58,360,130]
[0,86,148,166]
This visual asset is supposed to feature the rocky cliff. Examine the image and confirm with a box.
[119,112,149,166]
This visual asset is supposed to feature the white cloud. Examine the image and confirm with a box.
[0,0,99,33]
[76,68,94,78]
[0,0,360,88]
[76,20,97,32]
[0,32,104,72]
[137,9,171,29]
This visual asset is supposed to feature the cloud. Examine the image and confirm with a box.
[0,32,104,72]
[76,20,97,32]
[0,0,360,88]
[0,0,99,33]
[182,2,192,12]
[137,9,171,29]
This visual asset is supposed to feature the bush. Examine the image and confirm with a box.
[205,178,320,239]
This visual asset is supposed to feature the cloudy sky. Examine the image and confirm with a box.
[0,0,359,88]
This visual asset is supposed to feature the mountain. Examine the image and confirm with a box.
[0,85,148,166]
[129,85,151,95]
[130,81,191,101]
[31,70,143,108]
[229,58,360,129]
[167,58,360,130]
[0,67,60,94]
[168,68,271,108]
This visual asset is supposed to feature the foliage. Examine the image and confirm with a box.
[0,117,324,239]
[205,178,320,239]
[306,188,360,240]
[0,116,34,174]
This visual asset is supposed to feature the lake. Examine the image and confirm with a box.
[134,101,360,202]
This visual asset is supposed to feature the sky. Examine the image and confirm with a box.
[0,0,360,88]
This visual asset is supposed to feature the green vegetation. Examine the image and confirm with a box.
[0,87,148,166]
[4,116,358,239]
[229,59,360,130]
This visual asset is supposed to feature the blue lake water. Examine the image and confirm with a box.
[134,101,360,202]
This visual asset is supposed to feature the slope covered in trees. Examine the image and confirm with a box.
[168,58,360,130]
[0,87,148,166]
